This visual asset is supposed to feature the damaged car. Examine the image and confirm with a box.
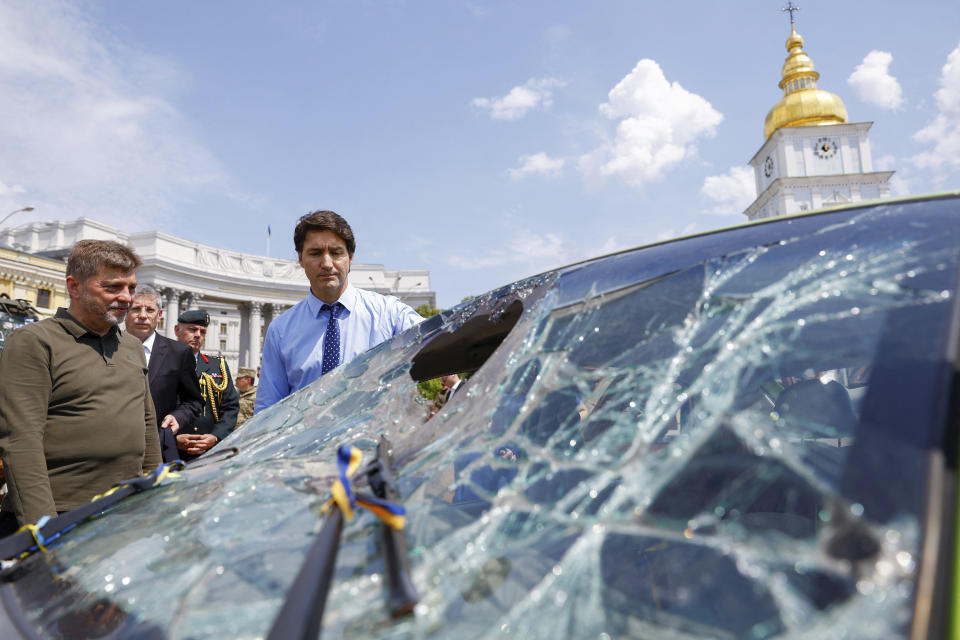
[2,193,959,639]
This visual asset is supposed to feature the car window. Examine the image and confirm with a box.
[12,202,960,639]
[0,300,39,354]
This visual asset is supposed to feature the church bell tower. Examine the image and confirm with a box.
[743,5,894,220]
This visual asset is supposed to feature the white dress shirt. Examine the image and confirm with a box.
[142,330,157,366]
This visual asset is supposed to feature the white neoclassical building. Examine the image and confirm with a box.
[0,218,435,373]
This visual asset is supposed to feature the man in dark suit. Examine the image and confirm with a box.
[174,309,239,461]
[441,373,464,403]
[125,285,203,462]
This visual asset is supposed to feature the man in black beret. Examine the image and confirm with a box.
[174,309,239,461]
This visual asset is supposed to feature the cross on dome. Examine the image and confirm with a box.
[782,2,800,27]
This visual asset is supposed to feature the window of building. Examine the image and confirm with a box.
[220,339,227,352]
[36,288,51,308]
[220,322,228,335]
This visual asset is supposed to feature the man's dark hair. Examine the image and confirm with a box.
[66,240,142,282]
[293,210,356,257]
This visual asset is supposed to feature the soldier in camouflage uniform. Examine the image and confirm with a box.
[235,367,257,428]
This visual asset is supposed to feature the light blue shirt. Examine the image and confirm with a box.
[254,284,422,413]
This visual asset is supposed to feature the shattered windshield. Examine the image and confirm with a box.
[0,305,37,354]
[9,200,960,639]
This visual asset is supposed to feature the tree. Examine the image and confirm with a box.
[413,304,442,399]
[417,377,444,401]
[415,303,441,318]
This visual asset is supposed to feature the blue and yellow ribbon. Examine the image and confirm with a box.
[323,445,406,530]
[12,461,185,558]
[329,445,363,521]
[151,460,184,485]
[18,515,51,555]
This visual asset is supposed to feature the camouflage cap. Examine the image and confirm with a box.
[237,367,257,380]
[177,309,210,326]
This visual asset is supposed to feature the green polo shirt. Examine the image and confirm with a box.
[0,308,161,525]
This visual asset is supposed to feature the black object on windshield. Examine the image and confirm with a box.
[266,436,418,639]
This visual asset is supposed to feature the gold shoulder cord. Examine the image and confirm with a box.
[198,357,230,423]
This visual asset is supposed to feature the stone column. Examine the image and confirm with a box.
[247,302,263,367]
[263,303,278,332]
[181,293,198,311]
[163,289,180,338]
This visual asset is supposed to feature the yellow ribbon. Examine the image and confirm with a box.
[321,446,406,530]
[19,523,48,554]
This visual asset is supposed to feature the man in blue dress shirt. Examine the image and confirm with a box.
[254,210,423,413]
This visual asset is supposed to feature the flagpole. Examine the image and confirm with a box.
[267,225,271,257]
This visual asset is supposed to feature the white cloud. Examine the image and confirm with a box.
[472,78,564,121]
[447,227,641,276]
[578,59,723,187]
[888,174,911,197]
[593,236,628,256]
[847,50,904,110]
[701,166,756,215]
[912,43,960,175]
[874,154,896,171]
[0,179,26,196]
[655,223,698,243]
[449,229,567,270]
[465,3,487,18]
[508,152,565,180]
[0,1,229,227]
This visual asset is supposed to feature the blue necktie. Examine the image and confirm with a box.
[321,303,342,375]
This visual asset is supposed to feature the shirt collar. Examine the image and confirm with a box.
[306,283,357,317]
[55,307,121,340]
[142,330,157,352]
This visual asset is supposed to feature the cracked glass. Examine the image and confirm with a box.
[7,200,960,639]
[0,303,37,354]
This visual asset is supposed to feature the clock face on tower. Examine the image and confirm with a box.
[814,136,838,160]
[763,155,774,178]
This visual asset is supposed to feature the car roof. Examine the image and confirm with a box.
[552,190,960,276]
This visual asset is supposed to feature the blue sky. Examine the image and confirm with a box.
[1,1,959,308]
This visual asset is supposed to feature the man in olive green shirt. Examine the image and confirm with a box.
[0,240,162,531]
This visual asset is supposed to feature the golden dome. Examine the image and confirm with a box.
[763,27,847,140]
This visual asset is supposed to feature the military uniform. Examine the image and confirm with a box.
[235,366,257,428]
[188,351,240,450]
[174,310,239,462]
[237,387,257,427]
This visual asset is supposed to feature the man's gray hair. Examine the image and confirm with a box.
[134,284,163,310]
